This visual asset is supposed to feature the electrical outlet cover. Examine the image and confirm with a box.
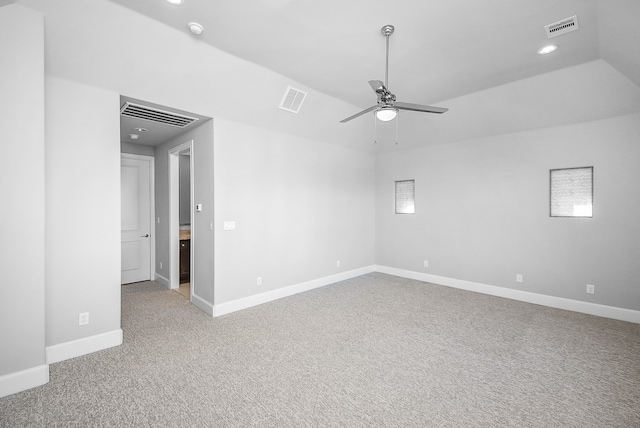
[79,312,89,326]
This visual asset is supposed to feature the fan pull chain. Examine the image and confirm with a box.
[395,113,399,145]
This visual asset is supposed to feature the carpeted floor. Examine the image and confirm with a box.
[2,273,639,427]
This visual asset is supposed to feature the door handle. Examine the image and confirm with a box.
[141,234,150,238]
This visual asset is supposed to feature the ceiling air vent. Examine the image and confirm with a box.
[545,15,579,39]
[120,102,199,128]
[279,86,307,114]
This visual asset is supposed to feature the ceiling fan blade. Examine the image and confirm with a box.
[395,101,449,114]
[368,80,386,93]
[340,105,379,123]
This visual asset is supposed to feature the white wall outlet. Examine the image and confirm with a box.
[423,260,429,268]
[516,274,523,283]
[223,221,236,231]
[257,277,262,286]
[586,284,595,294]
[79,312,89,326]
[336,260,341,267]
[195,203,203,212]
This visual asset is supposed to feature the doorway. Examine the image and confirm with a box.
[121,154,155,284]
[169,141,194,300]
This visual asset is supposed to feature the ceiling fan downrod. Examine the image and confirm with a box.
[381,25,394,89]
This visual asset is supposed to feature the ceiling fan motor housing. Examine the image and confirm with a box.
[379,92,396,105]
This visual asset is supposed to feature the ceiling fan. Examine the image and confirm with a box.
[340,25,448,123]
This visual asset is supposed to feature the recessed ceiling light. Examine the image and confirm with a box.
[129,134,139,140]
[188,22,204,35]
[165,0,184,5]
[537,44,558,55]
[134,127,148,132]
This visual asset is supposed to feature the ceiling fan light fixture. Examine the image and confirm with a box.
[376,107,398,121]
[165,0,184,5]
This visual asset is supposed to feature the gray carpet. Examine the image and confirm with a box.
[2,273,640,427]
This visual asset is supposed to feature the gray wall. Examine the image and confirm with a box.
[121,142,154,157]
[45,77,121,345]
[0,4,46,378]
[179,154,191,225]
[155,121,214,302]
[154,117,377,308]
[213,119,376,304]
[375,113,640,311]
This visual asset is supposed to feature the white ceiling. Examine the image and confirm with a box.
[105,0,640,108]
[4,0,640,150]
[103,0,640,149]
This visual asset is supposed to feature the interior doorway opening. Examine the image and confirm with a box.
[169,141,194,300]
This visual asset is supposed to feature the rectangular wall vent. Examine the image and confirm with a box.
[120,102,199,128]
[279,86,307,114]
[545,15,579,38]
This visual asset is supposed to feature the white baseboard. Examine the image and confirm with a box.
[154,273,170,288]
[46,329,123,364]
[213,265,376,317]
[375,265,640,324]
[191,292,214,316]
[0,364,49,398]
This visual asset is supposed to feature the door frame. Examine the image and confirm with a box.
[169,140,194,297]
[121,153,156,282]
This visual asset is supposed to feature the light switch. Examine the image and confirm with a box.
[223,221,236,230]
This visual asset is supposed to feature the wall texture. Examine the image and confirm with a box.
[45,76,122,346]
[376,113,640,311]
[213,119,376,305]
[0,5,46,386]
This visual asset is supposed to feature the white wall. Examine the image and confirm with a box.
[213,119,375,305]
[45,76,122,347]
[0,4,47,394]
[376,113,640,311]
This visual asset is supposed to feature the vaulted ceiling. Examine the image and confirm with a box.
[108,0,640,150]
[4,0,640,152]
[106,0,640,107]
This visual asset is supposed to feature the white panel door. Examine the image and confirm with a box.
[121,157,151,284]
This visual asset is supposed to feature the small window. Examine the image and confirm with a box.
[395,180,415,214]
[550,167,593,218]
